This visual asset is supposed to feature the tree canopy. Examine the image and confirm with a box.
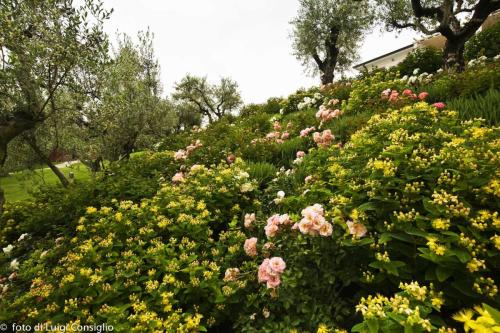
[290,0,375,85]
[376,0,500,69]
[172,75,242,123]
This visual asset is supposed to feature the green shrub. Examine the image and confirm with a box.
[247,162,278,188]
[0,161,261,331]
[418,60,500,102]
[397,47,444,76]
[235,102,499,331]
[465,22,500,61]
[447,89,500,125]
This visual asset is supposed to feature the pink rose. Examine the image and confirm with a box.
[418,92,429,100]
[258,259,271,282]
[269,257,286,274]
[402,89,413,96]
[432,102,446,109]
[281,132,290,140]
[273,121,281,131]
[266,274,281,288]
[265,224,279,238]
[296,151,306,158]
[346,220,367,238]
[172,172,185,183]
[244,213,256,229]
[244,237,258,257]
[328,98,339,106]
[174,150,187,161]
[318,222,333,237]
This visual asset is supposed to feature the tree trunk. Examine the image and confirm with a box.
[26,136,70,187]
[320,66,335,85]
[443,38,466,71]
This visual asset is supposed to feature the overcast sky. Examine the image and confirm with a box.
[102,0,421,104]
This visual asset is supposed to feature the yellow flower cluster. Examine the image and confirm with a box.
[367,157,397,177]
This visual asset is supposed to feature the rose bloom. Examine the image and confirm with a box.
[244,237,258,257]
[296,151,306,158]
[318,222,333,237]
[227,154,236,164]
[258,259,271,282]
[269,257,286,274]
[172,172,185,183]
[174,150,187,161]
[328,98,339,106]
[402,89,413,96]
[388,90,399,102]
[244,213,256,229]
[418,92,429,100]
[432,102,446,109]
[266,274,281,288]
[265,224,279,238]
[224,268,240,282]
[346,220,368,238]
[281,132,290,140]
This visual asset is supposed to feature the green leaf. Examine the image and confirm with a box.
[367,319,380,333]
[435,266,452,282]
[483,304,500,324]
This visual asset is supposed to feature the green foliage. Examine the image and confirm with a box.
[447,89,500,125]
[247,162,278,188]
[0,152,177,244]
[418,60,500,103]
[465,22,500,61]
[397,47,444,76]
[0,161,261,331]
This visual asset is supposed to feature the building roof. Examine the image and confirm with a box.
[353,43,414,69]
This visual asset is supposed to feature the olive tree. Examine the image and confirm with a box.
[74,31,177,169]
[172,75,242,124]
[0,0,110,211]
[290,0,376,85]
[377,0,500,70]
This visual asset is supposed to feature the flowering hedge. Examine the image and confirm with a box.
[0,161,261,331]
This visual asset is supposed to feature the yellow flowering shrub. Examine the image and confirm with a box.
[0,161,260,331]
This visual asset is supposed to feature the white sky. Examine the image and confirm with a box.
[102,0,421,104]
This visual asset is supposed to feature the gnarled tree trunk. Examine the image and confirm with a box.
[443,37,466,71]
[25,135,69,187]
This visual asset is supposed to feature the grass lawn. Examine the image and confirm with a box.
[0,162,92,202]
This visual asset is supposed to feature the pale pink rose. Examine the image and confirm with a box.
[298,220,313,235]
[410,93,417,100]
[244,237,258,257]
[313,132,321,143]
[296,151,306,158]
[281,132,290,140]
[174,150,187,161]
[266,132,277,139]
[186,145,196,153]
[266,274,281,288]
[276,139,284,144]
[194,139,202,147]
[224,268,240,282]
[322,129,333,142]
[305,175,314,183]
[273,121,281,131]
[346,220,368,238]
[278,214,292,225]
[432,102,446,109]
[190,164,202,171]
[418,92,429,100]
[172,172,185,183]
[269,257,286,273]
[244,213,256,229]
[331,109,342,118]
[313,130,334,148]
[265,224,279,238]
[328,98,339,106]
[381,89,391,99]
[318,222,333,237]
[258,259,271,282]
